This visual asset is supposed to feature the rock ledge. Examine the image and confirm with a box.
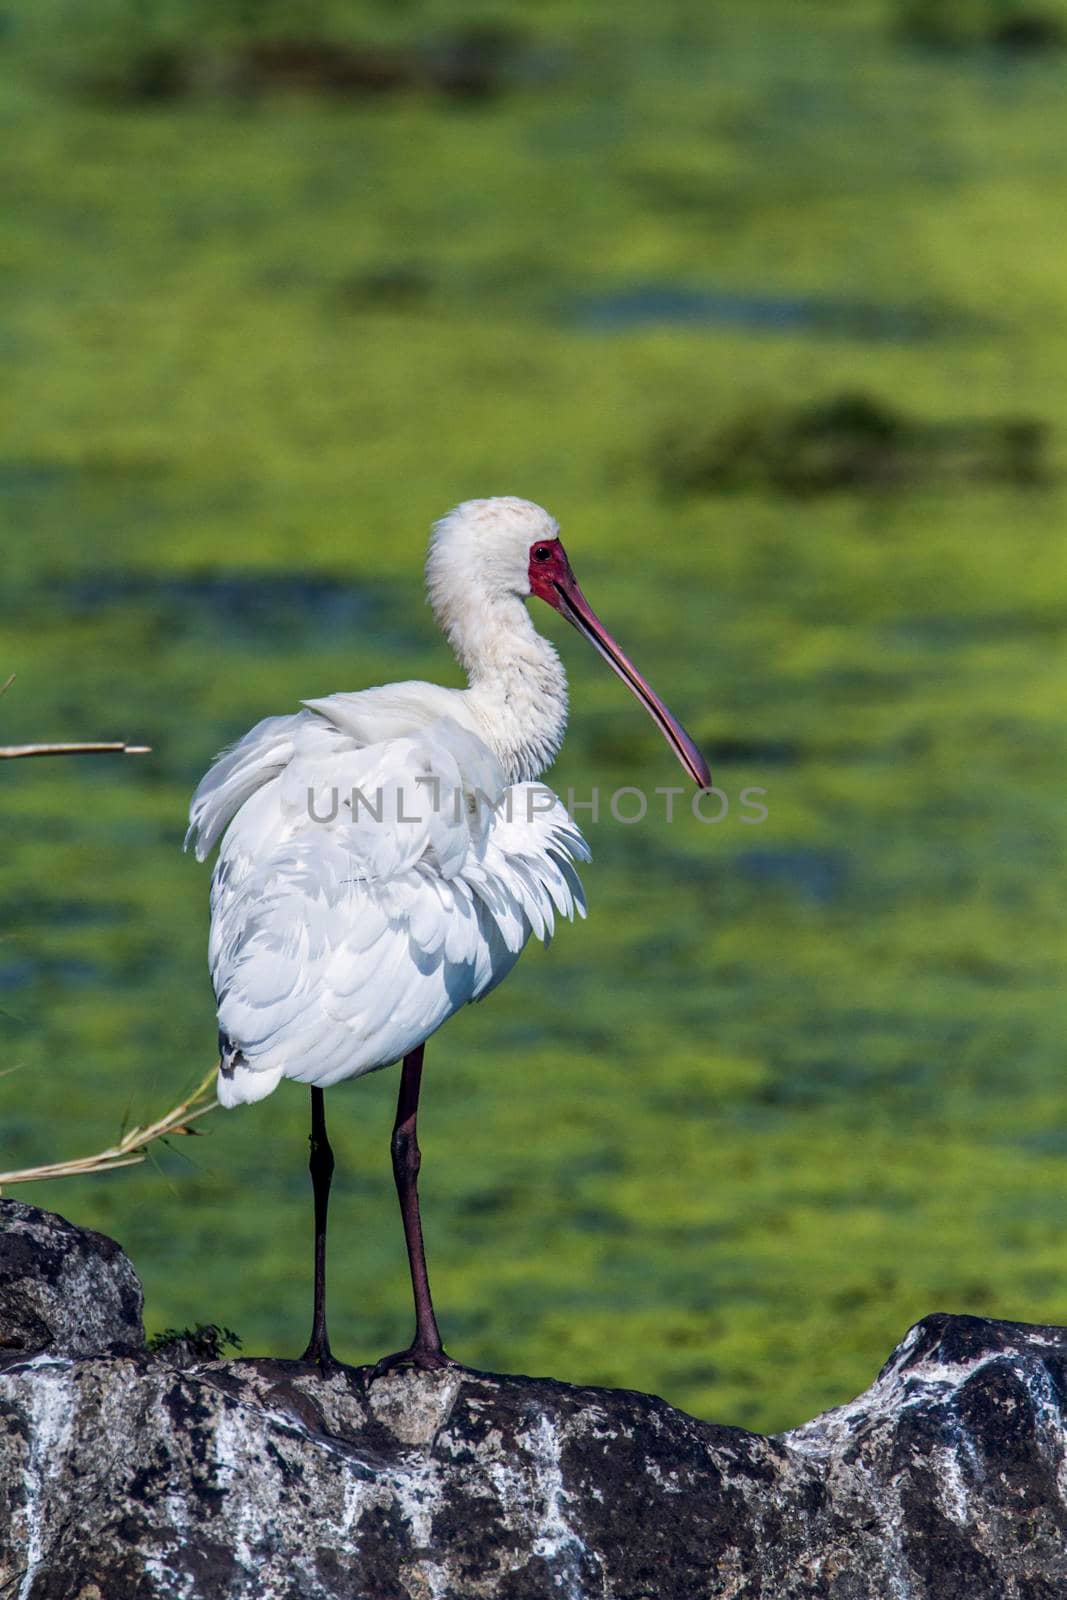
[2,1199,1065,1599]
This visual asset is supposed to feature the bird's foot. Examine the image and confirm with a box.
[300,1338,338,1377]
[371,1342,460,1380]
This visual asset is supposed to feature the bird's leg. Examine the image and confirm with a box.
[373,1044,457,1376]
[301,1086,336,1372]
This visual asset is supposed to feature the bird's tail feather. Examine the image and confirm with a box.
[216,1042,285,1109]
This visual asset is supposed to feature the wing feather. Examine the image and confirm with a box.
[193,696,588,1100]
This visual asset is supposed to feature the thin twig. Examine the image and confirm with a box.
[0,741,151,759]
[0,676,149,757]
[0,1066,219,1191]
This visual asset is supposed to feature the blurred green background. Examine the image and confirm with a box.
[2,0,1065,1433]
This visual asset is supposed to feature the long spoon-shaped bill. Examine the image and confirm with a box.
[531,545,711,789]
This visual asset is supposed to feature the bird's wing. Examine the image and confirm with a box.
[186,683,483,863]
[304,681,484,747]
[199,707,588,1096]
[185,711,313,861]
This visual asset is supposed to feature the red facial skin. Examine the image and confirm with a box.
[528,537,577,605]
[527,538,712,790]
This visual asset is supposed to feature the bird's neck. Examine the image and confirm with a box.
[448,592,569,784]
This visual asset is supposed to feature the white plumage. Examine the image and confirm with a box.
[188,701,588,1105]
[188,498,592,1108]
[187,496,708,1372]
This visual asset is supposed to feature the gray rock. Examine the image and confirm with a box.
[0,1198,144,1359]
[1,1203,1065,1599]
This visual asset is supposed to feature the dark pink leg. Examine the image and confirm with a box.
[373,1044,458,1376]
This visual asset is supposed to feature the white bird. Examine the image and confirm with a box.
[187,497,710,1373]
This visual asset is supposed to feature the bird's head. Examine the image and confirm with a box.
[427,497,711,789]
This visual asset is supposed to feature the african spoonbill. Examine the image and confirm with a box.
[187,497,710,1372]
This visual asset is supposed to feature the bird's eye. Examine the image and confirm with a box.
[533,545,552,562]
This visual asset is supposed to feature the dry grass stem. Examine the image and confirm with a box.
[1,675,149,758]
[0,741,152,758]
[0,1066,219,1191]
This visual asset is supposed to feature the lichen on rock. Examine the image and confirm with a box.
[1,1200,1065,1598]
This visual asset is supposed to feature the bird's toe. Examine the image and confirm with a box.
[370,1344,461,1380]
[300,1347,340,1378]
